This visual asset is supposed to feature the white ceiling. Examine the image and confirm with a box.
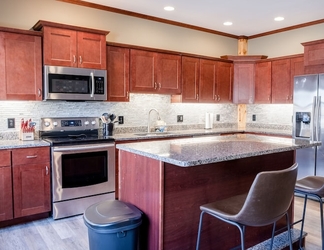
[82,0,324,37]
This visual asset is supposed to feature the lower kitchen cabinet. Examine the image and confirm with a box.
[11,147,51,219]
[0,150,13,222]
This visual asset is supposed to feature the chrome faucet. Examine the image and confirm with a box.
[148,108,161,133]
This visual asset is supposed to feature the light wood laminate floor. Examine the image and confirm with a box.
[0,196,322,250]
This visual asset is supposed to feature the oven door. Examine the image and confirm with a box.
[52,143,115,202]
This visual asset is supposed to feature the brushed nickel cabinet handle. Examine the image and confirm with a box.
[46,166,49,175]
[26,155,37,159]
[79,56,82,64]
[73,55,76,63]
[38,89,41,97]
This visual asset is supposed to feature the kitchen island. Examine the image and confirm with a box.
[116,134,319,250]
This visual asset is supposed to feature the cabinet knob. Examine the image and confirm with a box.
[158,83,161,89]
[79,56,82,64]
[154,82,157,89]
[73,55,76,63]
[38,89,41,97]
[196,94,199,100]
[126,91,129,99]
[218,95,221,101]
[46,166,49,175]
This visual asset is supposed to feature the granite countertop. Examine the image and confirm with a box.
[116,134,320,167]
[114,128,246,141]
[0,140,50,150]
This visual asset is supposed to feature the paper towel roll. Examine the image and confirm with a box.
[205,113,212,129]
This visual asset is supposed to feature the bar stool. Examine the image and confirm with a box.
[196,163,298,250]
[294,176,324,250]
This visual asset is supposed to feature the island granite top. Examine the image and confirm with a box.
[116,134,320,167]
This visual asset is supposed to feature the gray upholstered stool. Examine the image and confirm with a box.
[196,163,298,250]
[294,176,324,250]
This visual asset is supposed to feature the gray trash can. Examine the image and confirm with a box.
[83,200,142,250]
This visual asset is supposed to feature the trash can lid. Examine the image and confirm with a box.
[83,200,142,230]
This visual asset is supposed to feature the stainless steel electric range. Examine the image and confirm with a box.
[40,117,115,220]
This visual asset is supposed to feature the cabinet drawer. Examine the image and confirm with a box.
[12,147,50,165]
[0,150,11,167]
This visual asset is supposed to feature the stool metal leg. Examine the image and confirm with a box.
[196,211,205,250]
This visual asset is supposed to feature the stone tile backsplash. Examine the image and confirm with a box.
[0,94,293,139]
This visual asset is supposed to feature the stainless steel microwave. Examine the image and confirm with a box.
[43,65,107,101]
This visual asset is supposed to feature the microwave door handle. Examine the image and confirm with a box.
[90,72,94,98]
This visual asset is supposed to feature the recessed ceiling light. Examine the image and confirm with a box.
[274,16,284,21]
[223,21,233,26]
[164,6,174,11]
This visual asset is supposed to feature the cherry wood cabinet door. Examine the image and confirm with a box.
[12,147,50,218]
[107,46,130,102]
[43,27,106,69]
[156,53,181,94]
[254,61,272,104]
[43,26,77,67]
[77,31,106,69]
[181,56,199,103]
[271,59,291,103]
[0,32,42,100]
[0,150,13,222]
[130,49,155,93]
[199,58,217,103]
[216,61,233,103]
[233,63,255,104]
[291,56,305,102]
[130,49,181,94]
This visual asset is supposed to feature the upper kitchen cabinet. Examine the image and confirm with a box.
[33,20,109,69]
[199,59,232,103]
[222,55,267,104]
[180,56,199,102]
[302,39,324,74]
[271,55,304,104]
[0,29,42,100]
[173,56,232,103]
[107,46,130,102]
[130,49,181,94]
[254,61,272,104]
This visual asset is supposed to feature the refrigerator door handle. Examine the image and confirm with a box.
[317,96,321,141]
[312,96,317,141]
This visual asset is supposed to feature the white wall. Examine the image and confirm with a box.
[0,0,237,58]
[248,23,324,58]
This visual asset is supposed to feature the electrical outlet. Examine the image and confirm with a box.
[177,115,183,122]
[252,114,256,121]
[8,118,15,128]
[118,116,124,124]
[216,114,220,121]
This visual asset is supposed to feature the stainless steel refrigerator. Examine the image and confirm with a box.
[293,73,324,179]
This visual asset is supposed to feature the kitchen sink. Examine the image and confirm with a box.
[134,132,174,137]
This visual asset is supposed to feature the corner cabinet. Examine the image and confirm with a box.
[12,147,51,218]
[130,49,181,94]
[0,29,42,100]
[33,20,108,70]
[222,55,267,104]
[0,150,13,221]
[107,46,130,102]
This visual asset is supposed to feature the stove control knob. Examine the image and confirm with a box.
[53,122,58,127]
[84,121,90,126]
[44,121,50,127]
[91,120,96,125]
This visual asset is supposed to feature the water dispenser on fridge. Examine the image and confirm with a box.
[295,112,311,138]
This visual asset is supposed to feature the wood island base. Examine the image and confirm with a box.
[119,149,301,250]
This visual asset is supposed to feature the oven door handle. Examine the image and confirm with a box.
[53,144,114,152]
